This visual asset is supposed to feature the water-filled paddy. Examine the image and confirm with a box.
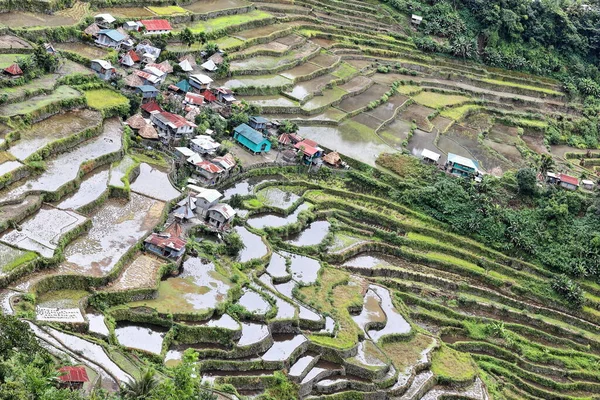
[235,226,268,262]
[222,175,282,199]
[286,220,330,247]
[247,202,310,229]
[130,163,180,201]
[115,323,168,355]
[9,109,102,160]
[56,167,109,211]
[257,186,300,208]
[367,285,411,342]
[183,0,250,13]
[238,289,271,314]
[261,334,306,361]
[1,118,122,202]
[128,257,231,314]
[237,322,270,346]
[58,193,164,276]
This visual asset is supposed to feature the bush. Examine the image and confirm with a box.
[551,274,584,309]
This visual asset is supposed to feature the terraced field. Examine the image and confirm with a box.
[0,0,598,399]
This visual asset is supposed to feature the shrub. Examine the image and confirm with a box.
[551,274,584,309]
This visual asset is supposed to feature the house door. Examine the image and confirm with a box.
[261,143,267,152]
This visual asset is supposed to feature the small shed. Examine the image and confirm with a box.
[445,153,478,177]
[3,63,23,77]
[421,148,441,164]
[233,123,271,154]
[582,179,595,191]
[58,366,89,390]
[558,173,579,191]
[322,151,341,167]
[189,74,213,90]
[295,139,322,164]
[123,21,140,31]
[249,116,268,131]
[411,14,423,25]
[125,114,146,130]
[120,49,140,67]
[179,59,194,72]
[135,85,159,99]
[138,124,159,140]
[201,59,218,72]
[95,13,116,28]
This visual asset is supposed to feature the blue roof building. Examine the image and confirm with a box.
[445,153,479,177]
[136,85,159,98]
[96,29,126,49]
[249,116,269,131]
[175,79,192,92]
[233,123,271,154]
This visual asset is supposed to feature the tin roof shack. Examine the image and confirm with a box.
[90,59,116,81]
[95,13,115,28]
[233,123,271,154]
[249,116,269,132]
[58,366,89,390]
[144,222,186,260]
[582,179,595,191]
[557,173,579,191]
[207,203,236,230]
[95,29,125,49]
[411,14,423,25]
[295,139,323,164]
[141,100,163,116]
[421,148,441,165]
[215,87,236,105]
[445,153,479,178]
[191,160,225,185]
[213,153,236,175]
[120,49,140,67]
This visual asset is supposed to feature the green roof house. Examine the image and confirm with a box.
[233,123,271,154]
[445,153,479,177]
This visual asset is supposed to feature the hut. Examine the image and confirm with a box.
[58,366,89,390]
[3,63,23,77]
[322,151,341,167]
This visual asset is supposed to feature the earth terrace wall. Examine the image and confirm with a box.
[231,45,321,77]
[0,91,86,127]
[0,0,72,13]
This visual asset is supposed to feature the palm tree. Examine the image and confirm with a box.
[120,368,158,399]
[538,154,555,176]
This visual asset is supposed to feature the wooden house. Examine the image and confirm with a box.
[233,123,271,154]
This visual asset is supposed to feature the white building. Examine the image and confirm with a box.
[190,135,220,155]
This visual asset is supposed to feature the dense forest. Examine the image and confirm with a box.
[385,0,600,95]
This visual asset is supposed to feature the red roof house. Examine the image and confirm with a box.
[184,92,204,106]
[557,173,579,190]
[201,90,217,102]
[140,19,172,34]
[295,140,319,157]
[58,366,89,389]
[4,63,23,76]
[144,222,186,259]
[141,100,163,115]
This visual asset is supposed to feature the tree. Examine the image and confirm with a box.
[223,232,245,256]
[450,35,474,59]
[204,43,219,57]
[278,120,299,134]
[180,28,195,47]
[551,274,585,309]
[121,369,158,399]
[32,44,59,73]
[516,168,537,196]
[538,154,555,176]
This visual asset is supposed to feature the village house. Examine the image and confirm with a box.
[148,60,173,74]
[174,147,196,163]
[278,133,303,147]
[421,148,441,165]
[151,111,196,142]
[557,173,579,190]
[133,69,162,86]
[123,73,144,88]
[94,13,115,28]
[95,29,126,49]
[208,52,224,66]
[144,222,186,260]
[582,179,595,191]
[192,160,224,184]
[206,203,236,230]
[136,42,161,63]
[249,116,269,132]
[184,92,204,107]
[138,124,159,141]
[202,89,217,103]
[3,63,23,77]
[173,194,196,221]
[189,74,213,90]
[90,59,116,80]
[179,59,194,72]
[141,100,163,117]
[445,153,479,178]
[295,139,323,164]
[190,135,220,155]
[136,85,159,99]
[139,19,173,35]
[215,87,236,105]
[233,123,271,154]
[143,65,167,83]
[57,366,89,390]
[123,21,140,31]
[125,114,147,131]
[120,49,140,67]
[201,59,218,72]
[212,153,236,175]
[189,186,223,216]
[84,23,101,38]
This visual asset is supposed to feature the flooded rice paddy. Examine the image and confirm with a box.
[107,254,164,292]
[8,110,101,160]
[222,175,281,199]
[0,242,33,275]
[352,288,386,333]
[265,252,289,278]
[0,159,23,176]
[130,163,180,201]
[257,186,300,208]
[56,167,109,211]
[238,289,271,314]
[128,257,231,314]
[0,206,87,258]
[109,156,136,188]
[58,193,164,276]
[261,334,306,361]
[367,285,411,342]
[115,323,167,355]
[285,220,330,247]
[87,313,110,337]
[1,118,122,202]
[234,226,268,262]
[237,322,270,347]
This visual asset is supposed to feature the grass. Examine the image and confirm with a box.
[108,349,142,379]
[431,345,478,384]
[412,91,470,109]
[382,333,436,370]
[186,10,272,33]
[215,36,245,50]
[396,84,422,95]
[0,86,81,117]
[298,267,363,349]
[0,152,15,164]
[0,54,22,68]
[481,78,563,96]
[148,5,188,15]
[331,62,357,79]
[37,290,89,307]
[440,104,483,121]
[516,118,548,128]
[84,89,129,111]
[0,250,37,273]
[328,232,365,252]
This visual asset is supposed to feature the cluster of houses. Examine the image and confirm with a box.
[143,185,236,260]
[546,172,595,191]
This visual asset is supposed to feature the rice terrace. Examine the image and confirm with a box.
[0,0,599,399]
